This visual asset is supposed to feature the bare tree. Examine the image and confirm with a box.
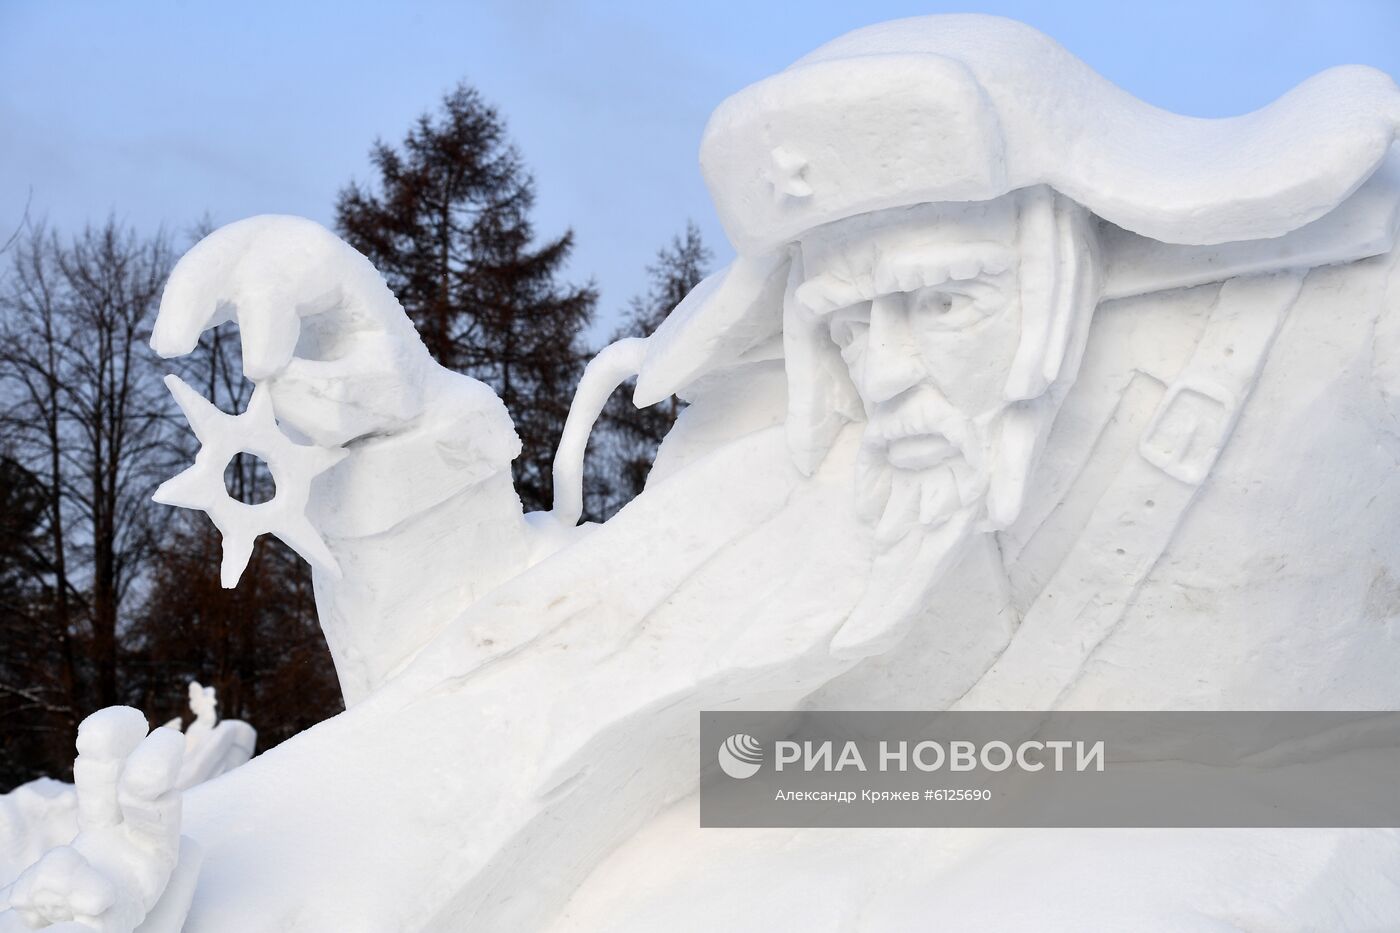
[0,219,173,782]
[130,291,345,750]
[0,188,32,257]
[0,214,347,789]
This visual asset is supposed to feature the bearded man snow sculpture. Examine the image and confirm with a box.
[6,14,1400,933]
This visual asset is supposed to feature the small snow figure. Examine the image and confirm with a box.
[153,374,346,587]
[174,682,256,791]
[185,683,217,743]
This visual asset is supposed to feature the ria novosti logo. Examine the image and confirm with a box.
[715,733,1107,780]
[718,733,764,779]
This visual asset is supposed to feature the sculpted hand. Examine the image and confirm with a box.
[150,215,436,448]
[149,217,529,685]
[0,709,192,933]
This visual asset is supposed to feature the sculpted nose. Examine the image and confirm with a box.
[860,294,925,404]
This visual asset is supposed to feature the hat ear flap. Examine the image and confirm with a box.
[783,249,863,475]
[987,191,1102,529]
[1004,187,1100,401]
[1042,195,1102,394]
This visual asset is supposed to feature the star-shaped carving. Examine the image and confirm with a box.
[763,145,814,201]
[154,374,347,588]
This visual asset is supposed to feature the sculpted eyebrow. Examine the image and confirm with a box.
[794,273,875,316]
[872,243,1014,298]
[797,242,1015,315]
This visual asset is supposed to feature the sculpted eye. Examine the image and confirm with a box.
[830,318,868,349]
[828,308,869,358]
[910,289,955,315]
[906,285,995,331]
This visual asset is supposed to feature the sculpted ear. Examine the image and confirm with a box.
[783,250,863,475]
[1004,188,1102,402]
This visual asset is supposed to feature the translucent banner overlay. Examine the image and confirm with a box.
[700,711,1400,828]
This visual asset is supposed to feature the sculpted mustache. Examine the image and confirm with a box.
[865,387,987,457]
[865,413,985,475]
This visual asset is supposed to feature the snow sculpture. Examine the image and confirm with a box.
[184,686,215,736]
[151,215,535,705]
[0,782,76,892]
[2,684,251,898]
[168,684,255,793]
[0,709,199,933]
[9,13,1400,932]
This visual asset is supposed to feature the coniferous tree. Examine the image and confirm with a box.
[335,84,597,512]
[589,222,711,520]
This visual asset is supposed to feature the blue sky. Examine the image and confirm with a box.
[3,1,1398,339]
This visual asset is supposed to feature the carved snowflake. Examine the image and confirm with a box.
[154,374,347,588]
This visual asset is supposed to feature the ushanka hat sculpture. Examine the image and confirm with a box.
[701,14,1400,253]
[633,14,1400,406]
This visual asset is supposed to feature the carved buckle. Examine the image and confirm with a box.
[1138,376,1239,485]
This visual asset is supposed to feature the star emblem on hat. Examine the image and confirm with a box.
[764,145,814,201]
[153,374,347,588]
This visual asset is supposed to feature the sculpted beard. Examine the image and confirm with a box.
[854,386,995,551]
[836,390,1044,657]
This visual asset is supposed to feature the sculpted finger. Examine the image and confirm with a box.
[115,728,185,853]
[152,217,307,377]
[73,708,149,830]
[59,859,116,924]
[153,215,417,384]
[149,244,236,363]
[266,345,427,447]
[7,845,115,927]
